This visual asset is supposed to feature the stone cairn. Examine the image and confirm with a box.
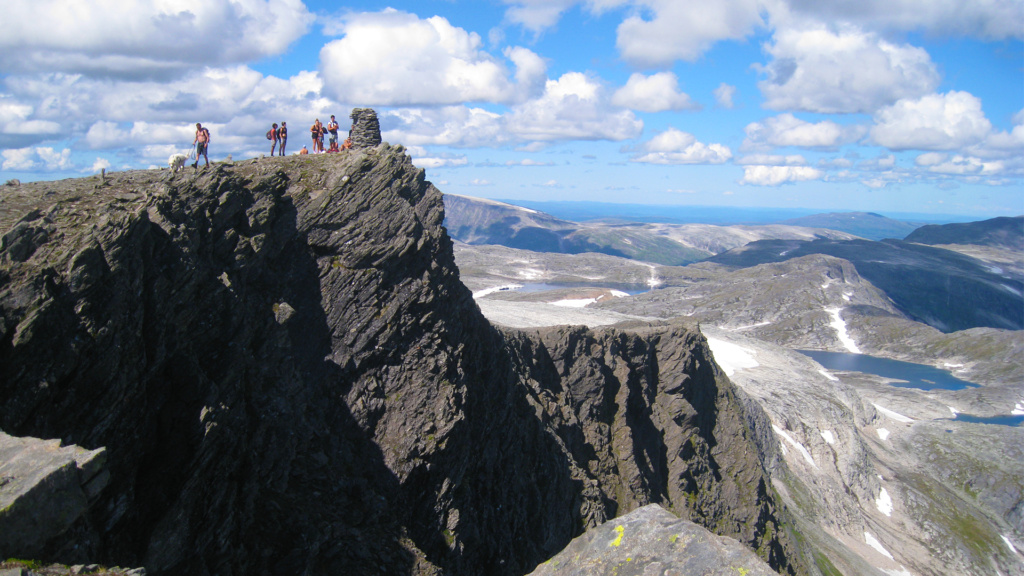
[349,108,382,149]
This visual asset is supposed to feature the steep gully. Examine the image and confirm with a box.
[0,120,804,575]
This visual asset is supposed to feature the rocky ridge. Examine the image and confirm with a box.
[0,126,803,574]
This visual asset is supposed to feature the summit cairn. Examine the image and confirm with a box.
[349,108,382,149]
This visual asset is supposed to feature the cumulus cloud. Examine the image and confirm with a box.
[319,10,545,106]
[870,91,993,150]
[505,72,643,142]
[615,0,765,66]
[384,107,506,148]
[740,165,824,185]
[631,128,732,164]
[611,72,699,112]
[758,25,939,114]
[714,83,737,109]
[2,146,72,171]
[0,0,313,77]
[744,114,867,150]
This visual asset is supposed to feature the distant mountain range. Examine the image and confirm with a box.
[904,215,1024,250]
[779,211,921,240]
[445,195,1023,333]
[443,194,858,265]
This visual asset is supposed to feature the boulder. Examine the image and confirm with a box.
[0,432,108,558]
[529,505,778,576]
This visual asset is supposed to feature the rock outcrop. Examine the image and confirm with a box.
[0,127,804,574]
[0,433,109,558]
[528,504,779,576]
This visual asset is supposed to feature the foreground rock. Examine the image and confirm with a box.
[0,133,804,573]
[528,505,778,576]
[0,433,108,558]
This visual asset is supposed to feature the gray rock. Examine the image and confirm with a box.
[0,433,108,558]
[349,107,382,148]
[529,504,778,576]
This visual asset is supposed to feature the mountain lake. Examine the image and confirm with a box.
[797,350,979,391]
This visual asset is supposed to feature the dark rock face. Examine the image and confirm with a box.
[349,108,382,149]
[527,505,778,576]
[0,148,803,575]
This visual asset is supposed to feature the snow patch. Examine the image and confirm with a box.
[818,369,838,382]
[877,487,893,516]
[820,430,835,445]
[872,403,914,424]
[473,284,522,298]
[517,268,544,280]
[881,567,914,576]
[706,338,759,376]
[772,425,817,469]
[551,298,597,308]
[842,292,852,302]
[609,290,630,298]
[825,307,861,353]
[1001,534,1020,556]
[864,531,894,560]
[730,321,771,331]
[877,428,891,441]
[948,406,958,417]
[1012,399,1024,416]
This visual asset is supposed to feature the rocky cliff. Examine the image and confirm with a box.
[0,132,803,575]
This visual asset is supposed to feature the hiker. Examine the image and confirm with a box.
[327,115,339,152]
[278,122,288,156]
[310,119,324,153]
[269,123,279,156]
[193,123,210,168]
[299,145,309,155]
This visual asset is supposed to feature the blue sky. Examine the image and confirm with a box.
[1,0,1022,218]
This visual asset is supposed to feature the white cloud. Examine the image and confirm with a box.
[500,0,581,32]
[744,114,867,150]
[758,25,939,114]
[1,146,72,171]
[871,91,993,150]
[714,83,737,109]
[505,72,643,142]
[735,154,807,166]
[615,0,765,66]
[611,72,698,112]
[319,10,545,106]
[632,128,732,165]
[384,107,506,148]
[88,158,111,173]
[0,0,314,77]
[782,0,1024,40]
[741,165,824,185]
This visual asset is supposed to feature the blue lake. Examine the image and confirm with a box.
[797,350,979,391]
[951,414,1024,427]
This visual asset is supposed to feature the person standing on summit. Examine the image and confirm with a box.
[327,115,339,152]
[278,122,287,156]
[269,122,279,156]
[193,122,210,168]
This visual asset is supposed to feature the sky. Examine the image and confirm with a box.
[1,0,1022,219]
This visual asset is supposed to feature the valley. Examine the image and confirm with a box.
[451,195,1024,576]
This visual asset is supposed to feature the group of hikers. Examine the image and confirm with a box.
[188,114,354,166]
[267,115,352,156]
